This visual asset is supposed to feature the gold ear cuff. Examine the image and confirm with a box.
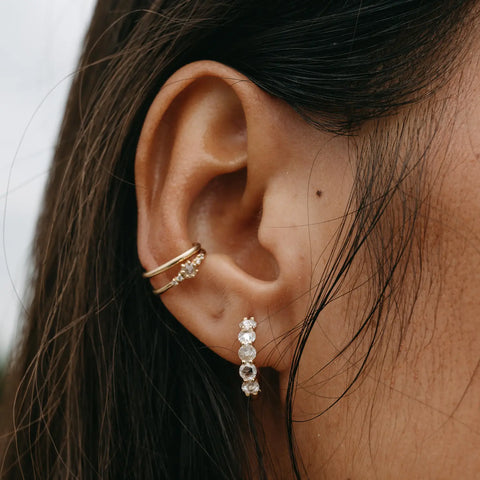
[143,243,206,295]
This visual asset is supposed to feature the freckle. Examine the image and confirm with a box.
[316,190,322,198]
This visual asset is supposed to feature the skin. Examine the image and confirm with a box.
[135,23,480,479]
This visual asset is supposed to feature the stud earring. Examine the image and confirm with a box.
[238,316,260,397]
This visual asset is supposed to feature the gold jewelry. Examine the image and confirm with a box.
[143,243,202,278]
[152,250,206,295]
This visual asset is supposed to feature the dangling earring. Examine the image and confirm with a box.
[238,316,260,396]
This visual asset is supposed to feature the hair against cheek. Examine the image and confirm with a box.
[285,91,469,477]
[0,1,477,479]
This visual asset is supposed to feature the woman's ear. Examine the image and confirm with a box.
[135,61,353,370]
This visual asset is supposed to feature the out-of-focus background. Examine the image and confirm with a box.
[0,0,97,370]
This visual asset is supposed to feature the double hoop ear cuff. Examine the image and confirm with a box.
[238,317,260,397]
[143,243,206,295]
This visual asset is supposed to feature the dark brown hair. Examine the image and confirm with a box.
[1,1,476,478]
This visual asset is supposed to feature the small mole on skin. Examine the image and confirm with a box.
[315,190,322,198]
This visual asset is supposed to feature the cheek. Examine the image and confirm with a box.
[427,107,480,313]
[387,106,480,457]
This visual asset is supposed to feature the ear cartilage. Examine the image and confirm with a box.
[238,316,260,396]
[142,243,206,295]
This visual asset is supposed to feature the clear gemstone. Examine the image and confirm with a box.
[241,380,260,396]
[181,262,197,278]
[239,362,257,381]
[239,317,257,330]
[238,344,256,362]
[175,274,184,282]
[238,329,256,344]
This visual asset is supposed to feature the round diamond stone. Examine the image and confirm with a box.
[238,329,256,345]
[239,362,257,381]
[238,344,256,362]
[239,317,257,330]
[241,380,260,397]
[182,262,197,278]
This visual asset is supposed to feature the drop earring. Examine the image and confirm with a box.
[238,316,260,397]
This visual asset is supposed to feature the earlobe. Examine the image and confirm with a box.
[135,61,353,371]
